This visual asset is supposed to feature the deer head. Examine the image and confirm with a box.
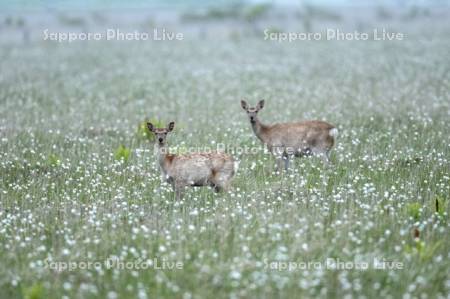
[241,100,265,123]
[147,121,175,145]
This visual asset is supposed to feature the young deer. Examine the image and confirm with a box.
[147,121,236,200]
[241,100,338,172]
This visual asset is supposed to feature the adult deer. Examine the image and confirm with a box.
[241,100,338,172]
[147,121,236,200]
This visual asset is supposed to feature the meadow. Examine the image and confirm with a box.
[0,32,449,298]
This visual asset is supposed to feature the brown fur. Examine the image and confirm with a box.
[148,121,236,200]
[165,154,176,164]
[260,120,335,151]
[241,100,338,172]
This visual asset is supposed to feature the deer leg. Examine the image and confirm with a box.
[211,171,233,193]
[220,174,234,193]
[326,151,331,164]
[209,172,220,193]
[274,157,284,173]
[271,146,285,174]
[282,152,290,172]
[322,150,331,165]
[284,156,290,171]
[175,187,184,200]
[173,182,185,200]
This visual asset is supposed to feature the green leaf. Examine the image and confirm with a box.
[23,283,45,299]
[406,202,421,220]
[114,144,131,162]
[47,153,60,167]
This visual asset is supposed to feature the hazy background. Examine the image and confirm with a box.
[1,0,449,44]
[1,1,449,299]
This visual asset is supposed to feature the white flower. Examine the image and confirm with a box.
[230,270,241,280]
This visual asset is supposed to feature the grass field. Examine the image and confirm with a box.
[0,33,449,298]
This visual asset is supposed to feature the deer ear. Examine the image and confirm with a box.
[241,100,249,110]
[168,121,175,132]
[257,100,265,110]
[147,122,154,132]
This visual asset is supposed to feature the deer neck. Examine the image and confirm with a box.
[251,117,269,143]
[154,142,172,175]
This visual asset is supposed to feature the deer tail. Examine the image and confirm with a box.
[329,128,339,139]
